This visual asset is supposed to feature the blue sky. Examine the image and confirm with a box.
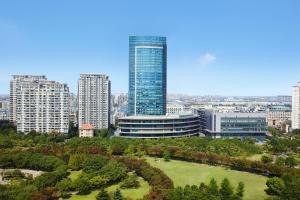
[0,0,300,96]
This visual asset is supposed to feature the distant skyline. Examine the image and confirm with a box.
[1,0,300,96]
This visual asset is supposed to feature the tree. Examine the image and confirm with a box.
[285,156,297,167]
[68,154,86,170]
[219,178,233,200]
[266,177,284,196]
[261,155,273,164]
[208,178,219,195]
[275,157,285,166]
[113,188,123,200]
[96,189,111,200]
[163,151,171,162]
[120,174,140,189]
[89,176,109,189]
[236,182,244,198]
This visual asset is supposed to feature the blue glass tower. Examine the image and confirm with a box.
[128,36,167,116]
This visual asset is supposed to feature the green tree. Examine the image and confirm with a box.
[163,151,171,162]
[113,188,123,200]
[96,189,111,200]
[68,154,86,170]
[219,178,233,200]
[275,156,285,166]
[261,155,273,164]
[285,156,297,167]
[236,182,244,198]
[266,177,284,196]
[208,178,219,195]
[120,174,140,189]
[89,176,109,189]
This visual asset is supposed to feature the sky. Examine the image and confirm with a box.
[0,0,300,96]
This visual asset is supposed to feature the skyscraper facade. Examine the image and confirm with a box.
[78,74,111,129]
[128,36,167,116]
[292,82,300,129]
[10,75,69,133]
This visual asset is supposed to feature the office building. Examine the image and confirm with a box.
[10,75,69,133]
[128,36,167,115]
[117,36,200,138]
[78,74,111,130]
[292,82,300,129]
[199,109,267,140]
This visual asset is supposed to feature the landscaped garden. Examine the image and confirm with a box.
[1,121,300,200]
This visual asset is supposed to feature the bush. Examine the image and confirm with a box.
[120,173,140,189]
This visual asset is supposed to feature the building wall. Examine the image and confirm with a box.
[118,114,200,138]
[128,36,167,116]
[78,74,110,129]
[10,75,69,133]
[199,109,267,139]
[292,83,300,129]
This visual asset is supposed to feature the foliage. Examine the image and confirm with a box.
[0,152,65,171]
[261,155,273,164]
[68,154,87,170]
[163,151,171,162]
[266,177,284,196]
[113,188,123,200]
[166,178,244,200]
[120,173,140,189]
[97,189,111,200]
[266,173,300,199]
[82,155,108,174]
[99,161,127,183]
[285,156,297,167]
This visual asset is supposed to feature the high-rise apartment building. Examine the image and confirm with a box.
[292,82,300,129]
[78,74,111,129]
[128,36,167,115]
[10,75,69,133]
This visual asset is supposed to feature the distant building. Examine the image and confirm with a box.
[167,104,190,114]
[10,75,69,133]
[78,74,111,129]
[69,93,78,125]
[292,83,300,129]
[266,105,291,127]
[128,36,167,116]
[0,100,9,120]
[79,124,94,137]
[199,110,267,140]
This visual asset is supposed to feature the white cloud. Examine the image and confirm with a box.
[198,53,216,65]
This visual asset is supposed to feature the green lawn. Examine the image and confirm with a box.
[146,157,268,200]
[66,176,150,200]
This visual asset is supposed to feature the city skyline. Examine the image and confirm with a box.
[1,0,300,96]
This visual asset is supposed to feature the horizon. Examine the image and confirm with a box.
[1,0,300,96]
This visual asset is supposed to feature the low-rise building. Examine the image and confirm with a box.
[167,104,190,114]
[266,105,291,127]
[79,124,94,137]
[198,110,267,141]
[117,113,200,138]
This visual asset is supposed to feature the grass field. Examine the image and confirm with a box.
[146,157,268,200]
[66,173,150,200]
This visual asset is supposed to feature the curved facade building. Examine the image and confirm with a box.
[128,36,167,116]
[117,114,200,138]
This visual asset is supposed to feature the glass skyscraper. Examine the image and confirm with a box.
[128,36,167,116]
